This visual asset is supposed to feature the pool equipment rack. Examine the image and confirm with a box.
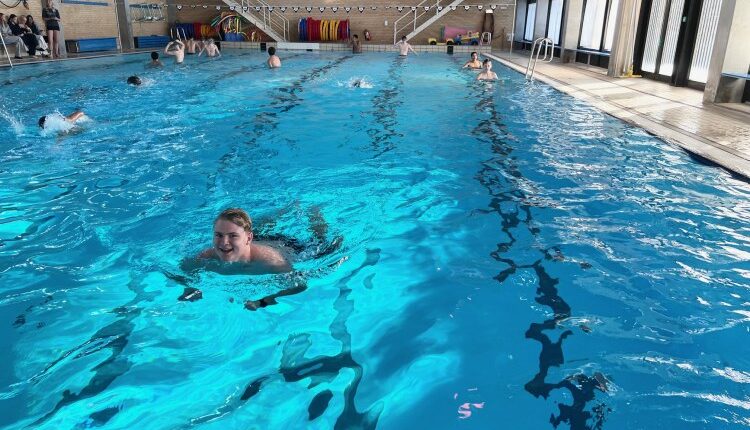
[0,30,12,67]
[525,37,554,81]
[130,3,165,22]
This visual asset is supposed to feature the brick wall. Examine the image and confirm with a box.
[176,1,515,48]
[130,0,168,37]
[1,0,118,40]
[3,0,516,47]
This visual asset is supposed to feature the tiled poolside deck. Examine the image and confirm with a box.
[486,51,750,180]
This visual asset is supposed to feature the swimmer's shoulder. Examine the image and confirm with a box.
[252,243,292,272]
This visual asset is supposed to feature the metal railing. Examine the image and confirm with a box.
[393,0,440,44]
[170,27,187,41]
[130,3,165,22]
[525,37,554,81]
[0,31,12,67]
[226,0,288,41]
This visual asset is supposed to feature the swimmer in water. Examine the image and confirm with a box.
[395,36,417,57]
[198,38,221,58]
[196,208,291,274]
[127,75,142,86]
[477,59,498,81]
[173,206,342,309]
[38,110,85,129]
[463,51,482,69]
[148,51,163,68]
[185,37,198,55]
[267,46,281,68]
[164,39,185,64]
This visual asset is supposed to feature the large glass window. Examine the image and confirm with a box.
[688,0,722,83]
[524,1,537,41]
[658,0,686,76]
[579,0,608,50]
[641,0,667,73]
[603,0,620,50]
[547,0,564,45]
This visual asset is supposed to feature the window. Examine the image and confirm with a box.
[688,0,722,83]
[547,0,564,45]
[524,1,537,41]
[579,0,608,50]
[641,0,667,73]
[658,0,685,76]
[603,0,620,50]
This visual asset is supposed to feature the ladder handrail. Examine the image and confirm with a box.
[0,30,13,67]
[240,0,288,41]
[525,37,554,81]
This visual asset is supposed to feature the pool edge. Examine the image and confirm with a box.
[484,52,750,182]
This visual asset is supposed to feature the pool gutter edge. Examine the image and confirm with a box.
[484,52,750,181]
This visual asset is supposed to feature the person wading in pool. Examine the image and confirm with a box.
[463,51,482,69]
[477,59,498,81]
[164,39,185,64]
[199,38,221,58]
[395,35,417,57]
[267,46,281,68]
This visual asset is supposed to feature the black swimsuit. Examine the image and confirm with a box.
[42,8,61,31]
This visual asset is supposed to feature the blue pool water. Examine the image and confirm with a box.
[1,51,750,429]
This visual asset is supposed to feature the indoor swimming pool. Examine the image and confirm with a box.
[1,50,749,429]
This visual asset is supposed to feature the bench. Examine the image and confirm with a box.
[134,35,170,49]
[66,37,118,53]
[722,72,750,80]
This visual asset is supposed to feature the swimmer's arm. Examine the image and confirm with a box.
[66,111,85,123]
[245,281,306,311]
[215,48,221,58]
[164,44,174,55]
[409,45,418,55]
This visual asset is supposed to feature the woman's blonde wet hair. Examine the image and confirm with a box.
[216,208,252,233]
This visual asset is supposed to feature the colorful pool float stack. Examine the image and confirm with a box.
[298,18,350,42]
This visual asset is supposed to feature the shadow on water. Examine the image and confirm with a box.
[28,267,159,427]
[365,56,405,158]
[466,65,609,429]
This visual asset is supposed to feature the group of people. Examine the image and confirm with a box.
[0,0,61,59]
[394,37,497,80]
[463,51,498,80]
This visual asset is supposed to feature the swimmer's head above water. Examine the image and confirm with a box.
[127,75,142,86]
[213,208,254,262]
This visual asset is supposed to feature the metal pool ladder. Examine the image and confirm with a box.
[0,30,12,67]
[525,37,554,81]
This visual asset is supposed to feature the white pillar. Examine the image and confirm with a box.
[704,0,750,103]
[560,0,584,63]
[608,0,641,77]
